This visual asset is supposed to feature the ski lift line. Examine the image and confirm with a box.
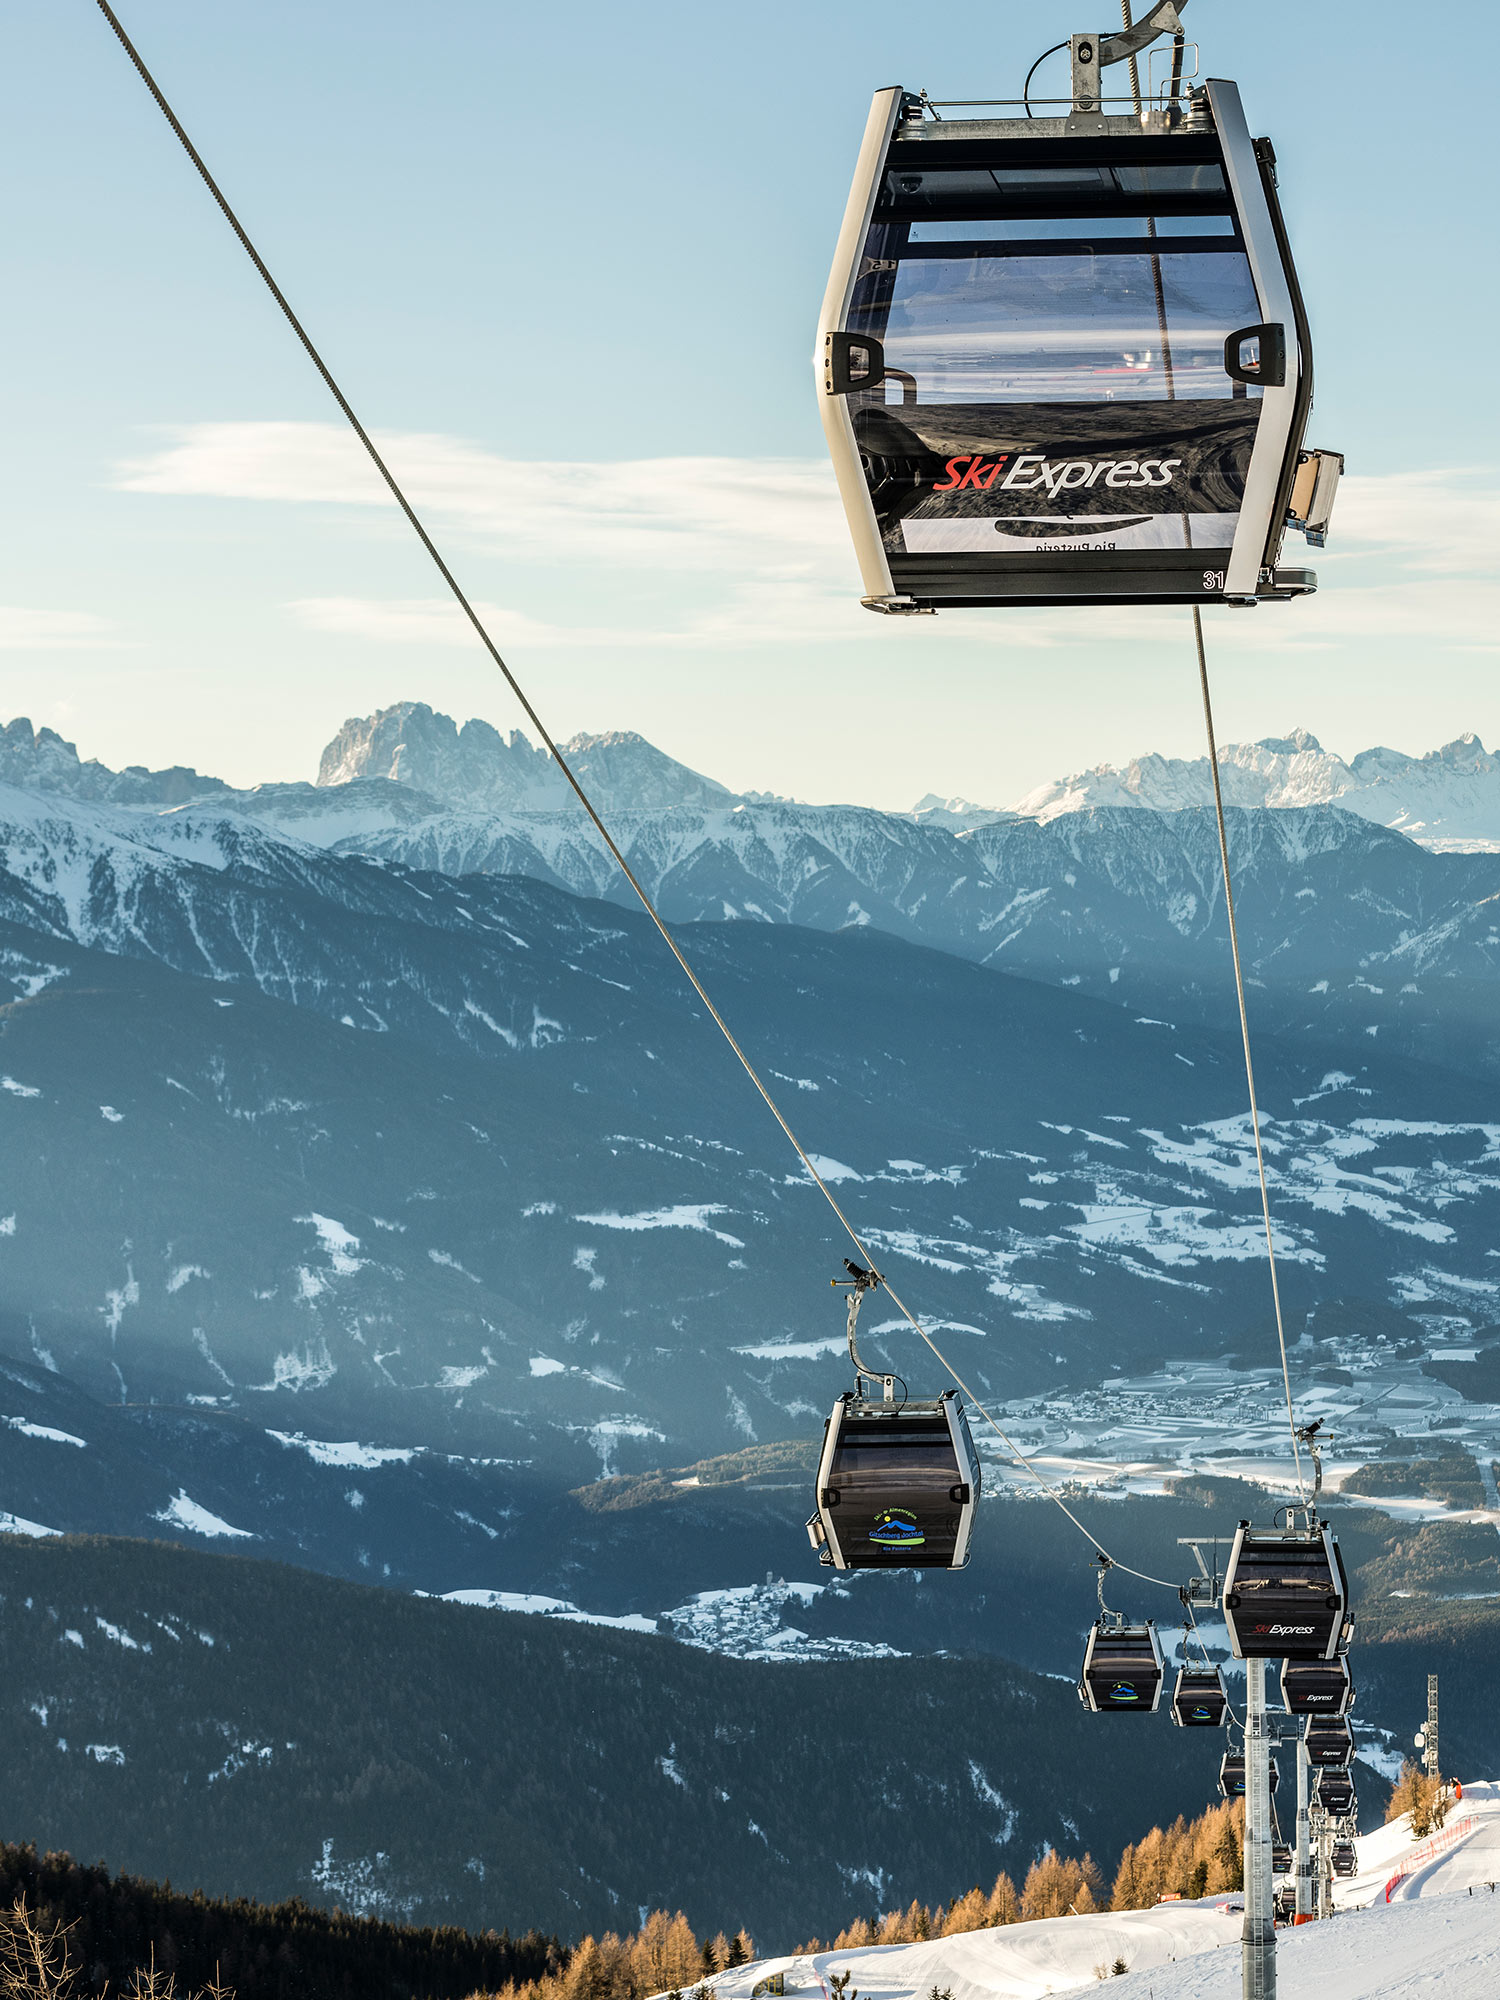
[1192,607,1308,1505]
[92,0,1183,1598]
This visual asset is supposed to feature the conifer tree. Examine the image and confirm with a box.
[984,1875,1019,1928]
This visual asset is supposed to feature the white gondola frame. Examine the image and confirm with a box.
[1079,1619,1165,1714]
[807,1387,979,1571]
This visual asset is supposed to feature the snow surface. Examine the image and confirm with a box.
[267,1430,419,1469]
[430,1588,657,1634]
[151,1491,254,1539]
[706,1783,1500,2000]
[0,1510,61,1538]
[1335,1778,1500,1910]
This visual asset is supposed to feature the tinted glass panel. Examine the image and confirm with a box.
[908,214,1237,242]
[852,246,1258,404]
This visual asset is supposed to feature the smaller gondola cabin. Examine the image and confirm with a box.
[1271,1844,1292,1875]
[1170,1665,1229,1727]
[1079,1620,1164,1712]
[1221,1524,1349,1660]
[1305,1718,1354,1770]
[1281,1656,1354,1716]
[1332,1842,1358,1878]
[1315,1770,1355,1817]
[1218,1752,1278,1799]
[806,1389,979,1570]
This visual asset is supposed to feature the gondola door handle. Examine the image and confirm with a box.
[1224,322,1287,386]
[823,330,887,396]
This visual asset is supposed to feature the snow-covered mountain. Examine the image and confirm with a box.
[211,787,1500,1082]
[12,705,1500,850]
[1011,728,1500,849]
[3,776,1500,1470]
[0,716,230,807]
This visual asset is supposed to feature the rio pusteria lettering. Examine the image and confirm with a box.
[932,452,1184,495]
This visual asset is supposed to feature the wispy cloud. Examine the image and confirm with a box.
[0,607,129,652]
[1322,469,1500,576]
[118,422,849,576]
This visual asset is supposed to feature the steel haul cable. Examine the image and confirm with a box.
[92,0,1178,1593]
[1193,607,1308,1503]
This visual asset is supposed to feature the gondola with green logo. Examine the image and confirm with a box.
[806,1264,980,1571]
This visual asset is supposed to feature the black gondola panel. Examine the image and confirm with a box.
[1171,1665,1229,1727]
[1305,1719,1354,1769]
[1271,1844,1292,1875]
[818,82,1335,611]
[1221,1525,1349,1660]
[1331,1842,1358,1878]
[806,1390,979,1570]
[1281,1657,1354,1716]
[1079,1620,1164,1713]
[1315,1770,1355,1817]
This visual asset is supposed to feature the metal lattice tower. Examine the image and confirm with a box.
[1423,1674,1440,1788]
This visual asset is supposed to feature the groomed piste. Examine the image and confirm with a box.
[709,1780,1500,2000]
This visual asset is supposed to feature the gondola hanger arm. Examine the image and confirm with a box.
[1098,0,1188,66]
[1067,3,1187,117]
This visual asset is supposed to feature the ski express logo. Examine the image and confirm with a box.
[1107,1680,1144,1705]
[869,1506,925,1550]
[932,453,1183,496]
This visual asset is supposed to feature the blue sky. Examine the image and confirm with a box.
[3,0,1496,807]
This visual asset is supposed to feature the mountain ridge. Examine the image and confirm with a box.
[5,705,1499,850]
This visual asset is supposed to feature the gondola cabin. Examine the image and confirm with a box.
[1271,1844,1291,1875]
[1078,1618,1164,1713]
[1170,1664,1228,1727]
[806,1389,979,1570]
[1218,1752,1245,1799]
[1331,1842,1358,1878]
[1220,1524,1349,1660]
[1281,1656,1354,1716]
[817,67,1341,613]
[1315,1770,1355,1817]
[1305,1718,1354,1770]
[1218,1752,1278,1798]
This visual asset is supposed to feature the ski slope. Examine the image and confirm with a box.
[1335,1777,1500,1908]
[717,1782,1500,2000]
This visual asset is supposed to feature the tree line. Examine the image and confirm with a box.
[482,1913,754,2000]
[473,1803,1248,2000]
[0,1843,559,2000]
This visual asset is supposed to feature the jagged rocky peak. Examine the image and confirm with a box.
[316,701,736,813]
[0,716,228,807]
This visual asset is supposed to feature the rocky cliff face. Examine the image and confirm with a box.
[0,718,228,807]
[316,701,735,813]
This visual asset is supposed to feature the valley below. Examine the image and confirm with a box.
[1,701,1498,1943]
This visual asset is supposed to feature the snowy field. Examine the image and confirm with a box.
[980,1350,1500,1531]
[714,1780,1500,2000]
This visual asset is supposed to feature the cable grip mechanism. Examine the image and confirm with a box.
[832,1260,896,1402]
